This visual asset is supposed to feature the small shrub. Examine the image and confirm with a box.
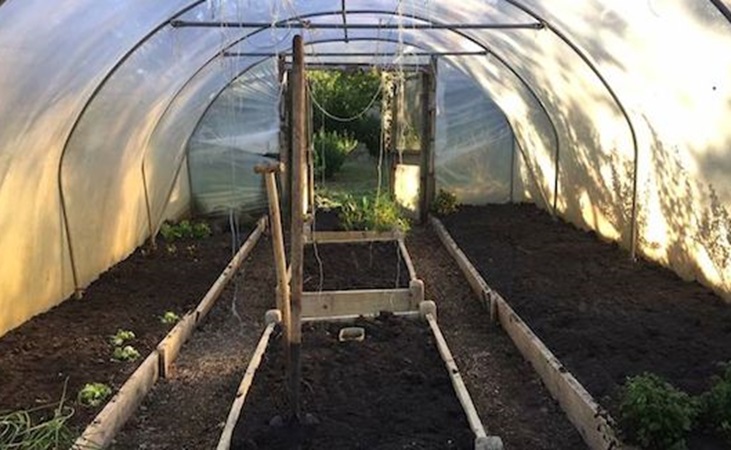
[619,373,698,450]
[700,363,731,443]
[108,329,135,347]
[77,383,112,407]
[112,345,140,362]
[338,194,410,233]
[431,189,459,216]
[160,220,211,242]
[160,311,180,325]
[313,129,358,179]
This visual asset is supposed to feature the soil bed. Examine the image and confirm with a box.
[304,241,409,291]
[312,208,344,231]
[232,315,475,450]
[442,204,731,446]
[0,221,248,432]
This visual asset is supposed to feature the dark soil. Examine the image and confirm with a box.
[232,315,476,450]
[313,209,343,232]
[304,242,409,291]
[0,223,247,432]
[111,236,275,449]
[442,204,731,447]
[406,227,586,449]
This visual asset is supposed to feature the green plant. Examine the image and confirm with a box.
[159,220,211,242]
[338,194,410,233]
[108,329,135,347]
[313,129,359,179]
[619,373,698,449]
[431,189,459,216]
[699,362,731,443]
[77,383,112,408]
[112,345,140,362]
[0,380,75,449]
[160,311,180,325]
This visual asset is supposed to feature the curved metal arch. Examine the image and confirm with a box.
[149,36,446,236]
[56,0,206,295]
[709,0,731,23]
[501,0,641,257]
[183,7,562,211]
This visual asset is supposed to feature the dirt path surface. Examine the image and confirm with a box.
[441,204,731,406]
[0,225,241,431]
[111,236,275,449]
[406,227,586,449]
[233,316,475,450]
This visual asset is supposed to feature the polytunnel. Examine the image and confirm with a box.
[1,1,731,449]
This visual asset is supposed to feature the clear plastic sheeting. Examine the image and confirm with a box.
[0,0,729,337]
[435,59,514,205]
[188,59,280,217]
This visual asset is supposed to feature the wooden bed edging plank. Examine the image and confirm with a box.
[429,215,623,450]
[217,322,277,450]
[425,313,501,450]
[73,216,268,449]
[72,351,159,449]
[195,216,268,320]
[398,238,418,281]
[306,230,402,244]
[301,288,414,318]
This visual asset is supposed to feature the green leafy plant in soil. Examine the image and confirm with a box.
[619,373,698,449]
[112,345,140,362]
[160,311,180,325]
[339,194,410,233]
[313,129,358,180]
[699,362,731,444]
[159,220,211,242]
[431,189,459,216]
[108,329,135,347]
[0,390,75,449]
[77,383,112,408]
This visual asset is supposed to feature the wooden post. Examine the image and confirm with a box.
[255,163,291,343]
[289,34,306,422]
[420,59,437,223]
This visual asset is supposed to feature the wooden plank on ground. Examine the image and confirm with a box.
[307,230,401,244]
[429,214,623,450]
[301,289,413,318]
[72,351,159,449]
[398,238,418,281]
[157,312,196,378]
[217,323,276,450]
[195,216,267,320]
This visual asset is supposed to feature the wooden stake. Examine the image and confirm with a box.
[255,163,292,343]
[289,34,306,421]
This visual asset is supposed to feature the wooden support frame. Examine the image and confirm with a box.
[306,230,402,244]
[301,288,415,318]
[73,218,267,449]
[429,215,622,450]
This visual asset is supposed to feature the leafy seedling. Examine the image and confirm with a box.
[431,189,459,216]
[77,382,112,408]
[160,311,180,325]
[699,362,731,443]
[1,386,75,448]
[112,345,140,362]
[619,373,698,450]
[108,329,135,347]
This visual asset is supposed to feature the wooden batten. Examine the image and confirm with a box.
[306,230,401,244]
[398,238,418,281]
[157,312,196,378]
[72,351,160,449]
[301,288,413,318]
[217,322,277,450]
[429,215,623,450]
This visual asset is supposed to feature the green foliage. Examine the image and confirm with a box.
[619,373,698,449]
[160,220,211,242]
[431,189,459,216]
[309,69,383,156]
[109,329,135,347]
[699,363,731,443]
[112,345,140,362]
[160,311,180,325]
[0,383,75,449]
[77,383,112,408]
[313,129,358,179]
[338,194,410,233]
